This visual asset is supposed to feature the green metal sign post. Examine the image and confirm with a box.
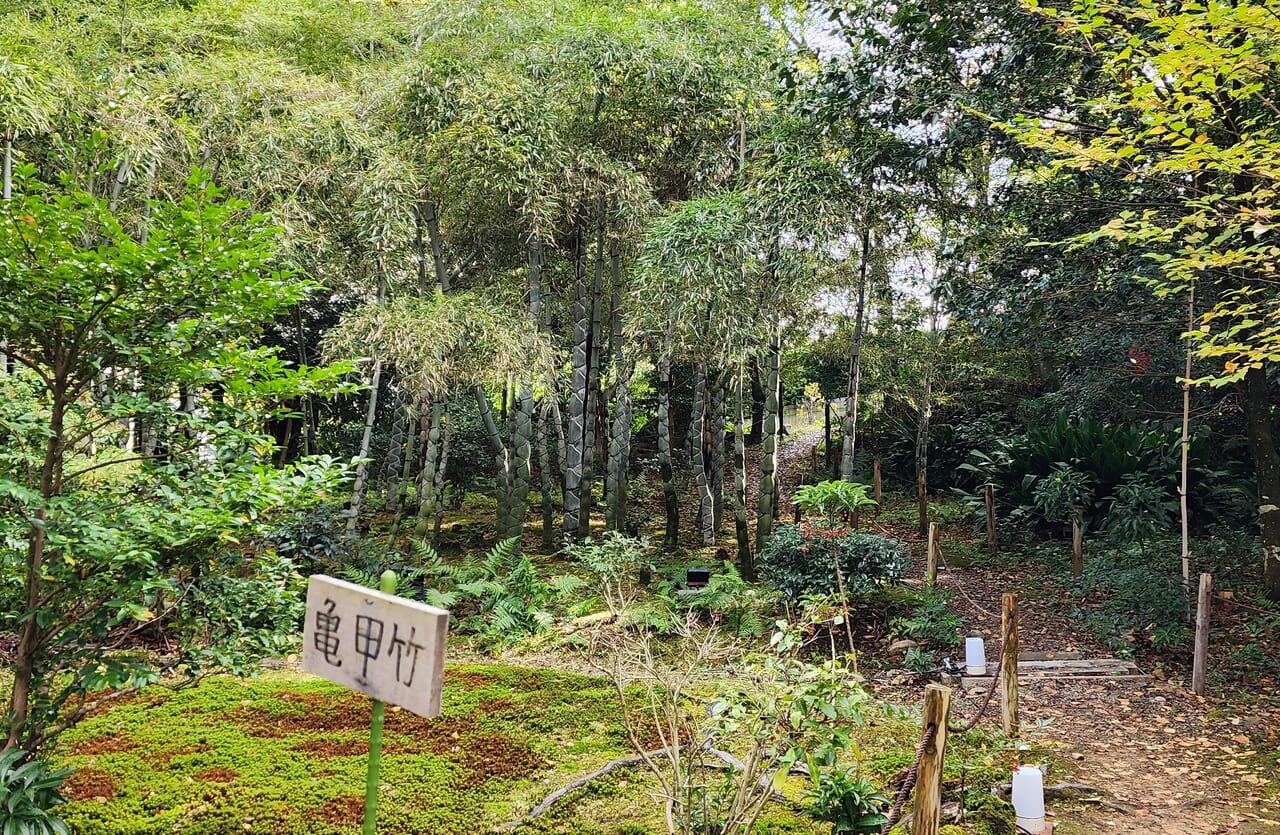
[362,570,396,835]
[302,569,449,835]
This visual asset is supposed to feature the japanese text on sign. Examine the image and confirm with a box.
[302,575,449,718]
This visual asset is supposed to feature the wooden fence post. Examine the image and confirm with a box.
[1071,516,1083,579]
[984,483,997,556]
[1192,573,1212,696]
[873,458,882,505]
[1001,593,1019,737]
[912,684,951,835]
[925,522,939,588]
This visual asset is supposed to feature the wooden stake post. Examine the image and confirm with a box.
[925,522,939,588]
[912,684,951,835]
[984,483,996,555]
[1071,516,1084,579]
[873,459,882,505]
[1001,593,1019,737]
[1192,573,1212,696]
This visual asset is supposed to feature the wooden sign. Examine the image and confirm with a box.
[302,575,449,719]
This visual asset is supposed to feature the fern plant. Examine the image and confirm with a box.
[793,481,877,526]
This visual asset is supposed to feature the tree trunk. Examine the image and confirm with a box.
[734,366,753,578]
[605,245,632,534]
[840,227,870,481]
[709,370,726,533]
[1242,366,1280,600]
[915,294,939,539]
[383,400,408,511]
[692,365,714,545]
[477,384,521,542]
[347,277,388,538]
[433,404,451,538]
[580,216,606,539]
[7,378,65,752]
[747,358,764,445]
[538,404,556,547]
[658,349,679,552]
[564,230,589,540]
[414,401,446,539]
[757,327,781,548]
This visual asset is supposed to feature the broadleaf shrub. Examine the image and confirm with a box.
[758,524,907,600]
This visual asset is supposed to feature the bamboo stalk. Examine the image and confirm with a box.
[1071,516,1084,579]
[1192,573,1212,696]
[985,483,997,556]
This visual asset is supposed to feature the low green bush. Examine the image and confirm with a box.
[758,524,907,600]
[888,588,962,648]
[0,749,71,835]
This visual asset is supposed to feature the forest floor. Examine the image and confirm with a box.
[918,548,1280,834]
[766,426,1280,833]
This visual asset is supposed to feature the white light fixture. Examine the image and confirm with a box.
[1011,765,1046,834]
[964,635,987,676]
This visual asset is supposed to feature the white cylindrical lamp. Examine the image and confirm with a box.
[1011,765,1046,833]
[964,635,987,676]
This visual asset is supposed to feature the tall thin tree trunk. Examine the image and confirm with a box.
[915,293,939,539]
[580,214,606,539]
[757,326,781,547]
[1180,285,1194,594]
[538,404,556,547]
[564,230,589,540]
[709,370,726,532]
[383,399,407,511]
[605,243,632,533]
[692,366,714,545]
[391,404,417,534]
[433,405,451,539]
[658,342,679,552]
[841,227,870,480]
[347,275,388,537]
[734,366,753,578]
[415,401,445,539]
[527,238,555,547]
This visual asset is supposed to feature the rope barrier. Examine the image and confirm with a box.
[1210,593,1279,617]
[947,634,1003,735]
[934,542,1001,621]
[880,721,936,835]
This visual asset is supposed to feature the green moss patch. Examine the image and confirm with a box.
[54,664,631,834]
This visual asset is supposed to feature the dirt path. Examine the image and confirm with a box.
[925,548,1280,833]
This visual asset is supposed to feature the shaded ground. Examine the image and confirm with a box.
[889,516,1280,834]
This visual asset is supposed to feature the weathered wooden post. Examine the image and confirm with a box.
[873,458,882,505]
[1001,593,1019,737]
[912,684,951,835]
[925,522,940,588]
[1071,516,1084,579]
[984,483,997,556]
[1192,573,1212,696]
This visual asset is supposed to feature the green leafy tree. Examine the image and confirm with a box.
[0,165,350,755]
[1001,0,1280,598]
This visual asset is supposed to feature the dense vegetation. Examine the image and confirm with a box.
[2,0,1278,832]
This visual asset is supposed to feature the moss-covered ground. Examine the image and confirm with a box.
[54,665,842,834]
